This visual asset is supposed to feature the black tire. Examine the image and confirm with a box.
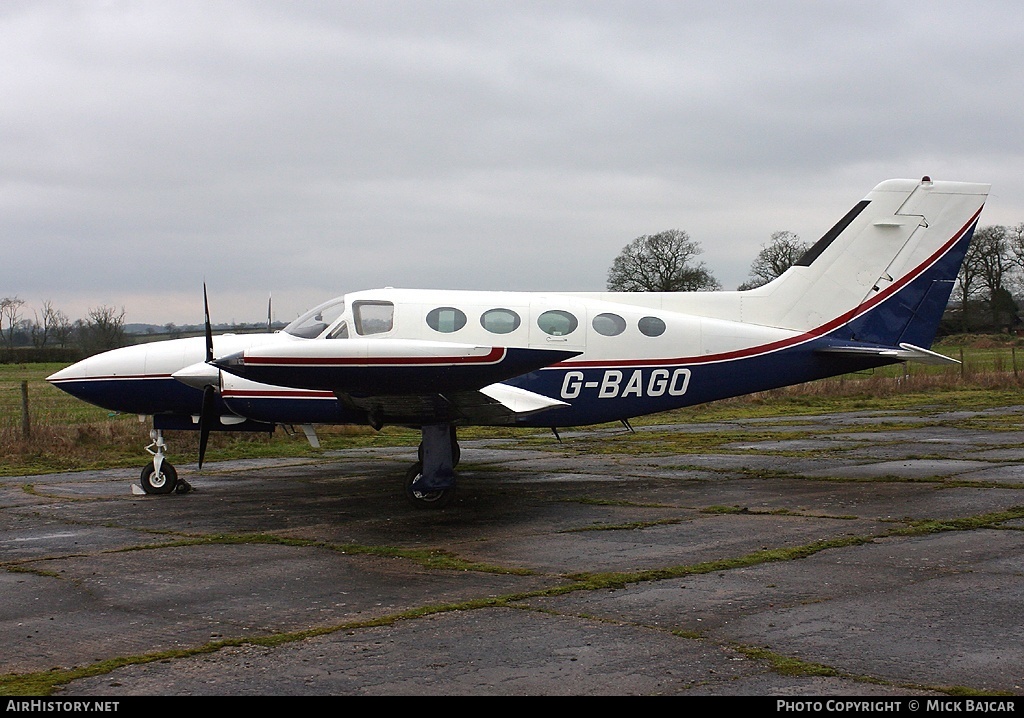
[404,462,455,509]
[140,461,178,495]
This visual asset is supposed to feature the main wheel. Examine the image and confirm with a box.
[417,438,461,466]
[140,461,178,495]
[404,462,455,509]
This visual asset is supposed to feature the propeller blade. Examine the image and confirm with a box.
[267,293,273,332]
[198,384,216,469]
[203,283,214,364]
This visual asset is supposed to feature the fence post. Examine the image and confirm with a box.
[20,380,31,439]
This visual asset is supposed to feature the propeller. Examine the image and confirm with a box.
[197,283,218,469]
[205,284,213,360]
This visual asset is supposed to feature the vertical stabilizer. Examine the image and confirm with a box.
[736,178,988,346]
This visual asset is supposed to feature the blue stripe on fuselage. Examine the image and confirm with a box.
[50,376,202,416]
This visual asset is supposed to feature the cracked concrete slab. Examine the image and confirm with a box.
[4,406,1024,696]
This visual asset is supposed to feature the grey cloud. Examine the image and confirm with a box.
[2,1,1021,324]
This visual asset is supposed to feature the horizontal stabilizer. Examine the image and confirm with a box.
[815,341,959,365]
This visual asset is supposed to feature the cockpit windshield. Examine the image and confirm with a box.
[282,297,346,339]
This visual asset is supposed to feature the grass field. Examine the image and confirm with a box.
[3,335,1023,476]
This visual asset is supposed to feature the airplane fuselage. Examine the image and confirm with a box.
[49,286,902,431]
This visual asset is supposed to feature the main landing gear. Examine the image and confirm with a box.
[405,424,460,509]
[140,429,192,495]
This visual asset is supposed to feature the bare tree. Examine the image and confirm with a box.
[79,305,127,354]
[956,225,1018,331]
[30,300,63,348]
[0,296,25,348]
[1004,222,1024,275]
[738,230,810,290]
[51,307,73,348]
[607,229,720,292]
[957,235,985,302]
[973,226,1013,327]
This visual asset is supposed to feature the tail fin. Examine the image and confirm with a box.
[586,178,988,352]
[739,177,989,348]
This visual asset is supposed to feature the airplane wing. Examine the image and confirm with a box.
[216,338,577,428]
[341,382,570,427]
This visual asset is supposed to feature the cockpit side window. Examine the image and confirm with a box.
[353,301,394,335]
[283,298,346,339]
[326,322,349,339]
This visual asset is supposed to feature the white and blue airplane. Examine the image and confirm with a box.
[48,177,989,508]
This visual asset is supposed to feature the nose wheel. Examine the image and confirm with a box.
[140,460,179,494]
[140,429,191,495]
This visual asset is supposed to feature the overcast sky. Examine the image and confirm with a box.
[3,0,1023,326]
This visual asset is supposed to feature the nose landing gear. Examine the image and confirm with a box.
[140,429,192,495]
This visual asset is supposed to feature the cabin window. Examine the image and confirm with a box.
[481,308,522,334]
[353,301,394,335]
[538,310,578,337]
[326,322,349,339]
[592,313,626,337]
[638,316,666,337]
[426,307,467,333]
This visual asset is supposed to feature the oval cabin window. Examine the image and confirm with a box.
[592,313,626,336]
[426,307,467,333]
[638,316,666,337]
[481,308,522,334]
[537,310,578,336]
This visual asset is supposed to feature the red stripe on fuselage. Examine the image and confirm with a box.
[222,389,335,399]
[243,346,507,367]
[50,373,174,383]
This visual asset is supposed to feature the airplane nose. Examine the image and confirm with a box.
[47,355,109,388]
[46,363,81,384]
[46,344,154,410]
[48,345,147,382]
[47,337,212,414]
